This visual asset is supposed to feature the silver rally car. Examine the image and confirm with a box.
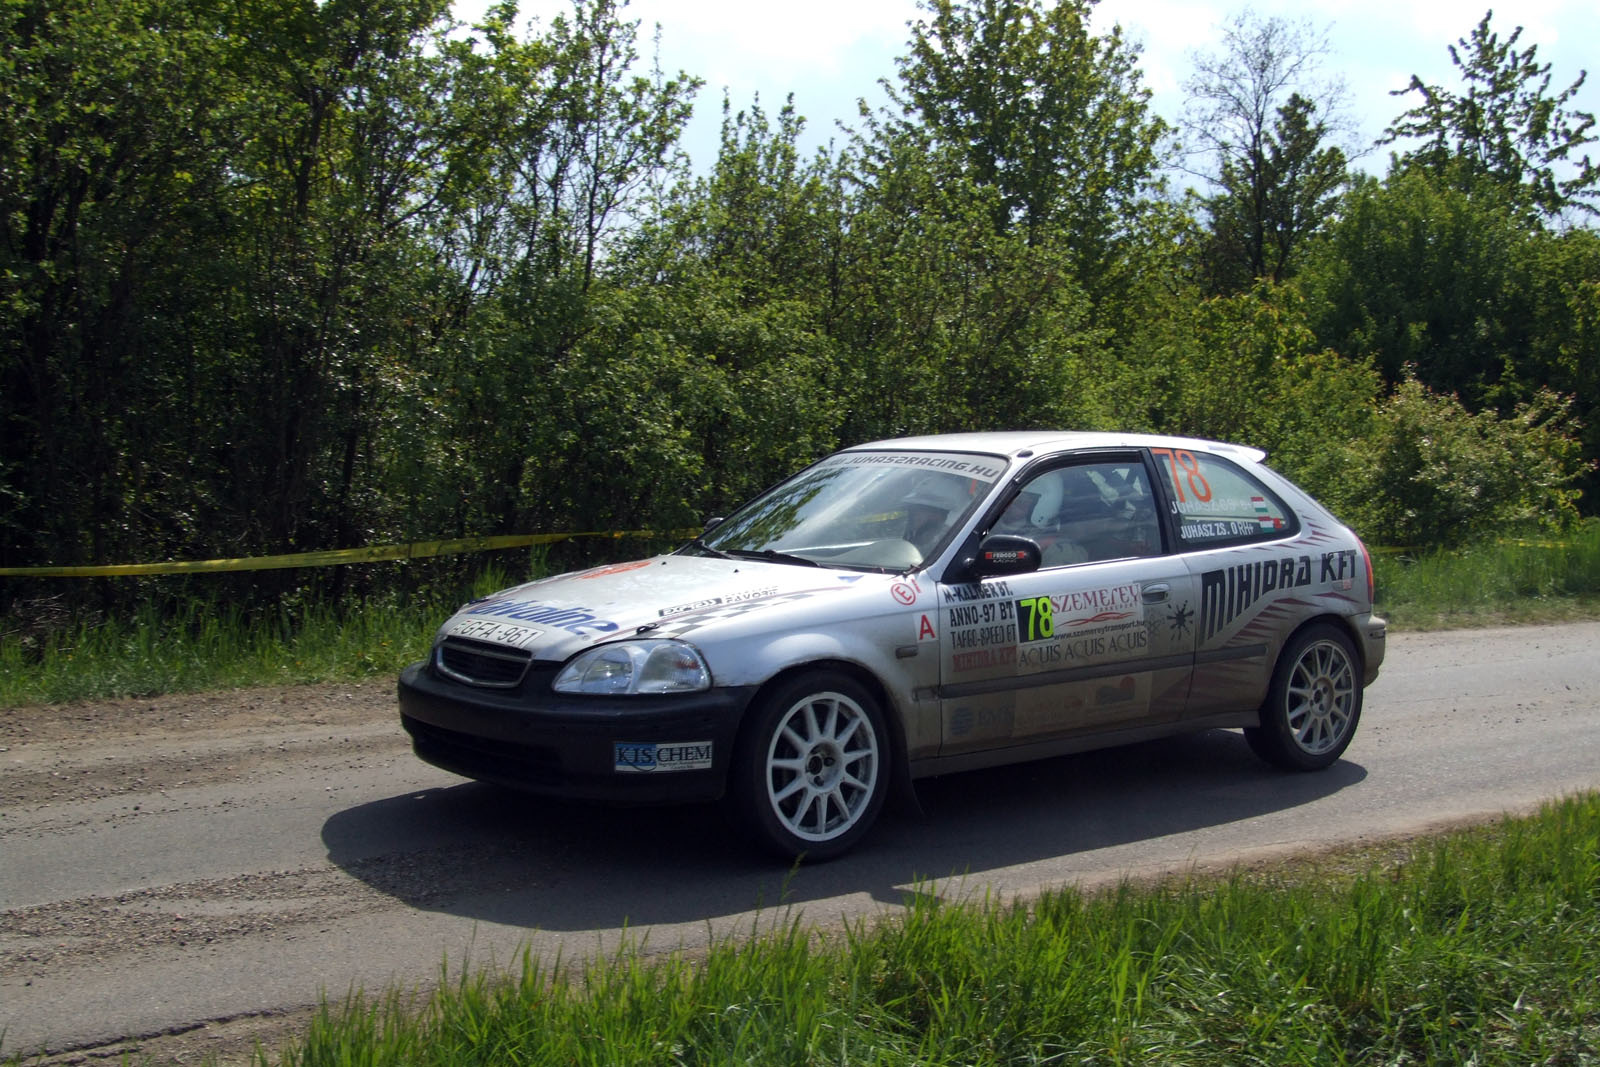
[399,432,1386,860]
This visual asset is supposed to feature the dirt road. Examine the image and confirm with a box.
[5,622,1599,1063]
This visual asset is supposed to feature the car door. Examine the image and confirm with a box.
[1150,446,1311,720]
[936,454,1198,756]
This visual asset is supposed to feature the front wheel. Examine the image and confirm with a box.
[731,672,890,862]
[1245,623,1363,771]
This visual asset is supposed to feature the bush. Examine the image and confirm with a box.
[1347,374,1586,547]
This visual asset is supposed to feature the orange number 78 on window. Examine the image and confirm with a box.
[1151,448,1212,503]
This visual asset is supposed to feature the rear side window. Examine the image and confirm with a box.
[1150,447,1297,548]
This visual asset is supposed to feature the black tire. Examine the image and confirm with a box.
[1245,623,1363,771]
[730,671,890,862]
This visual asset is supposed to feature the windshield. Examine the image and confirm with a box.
[690,451,1006,571]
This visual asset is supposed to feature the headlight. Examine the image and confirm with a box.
[552,640,712,695]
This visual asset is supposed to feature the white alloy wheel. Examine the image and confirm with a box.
[733,672,890,861]
[765,689,880,842]
[1246,623,1363,771]
[1284,637,1357,755]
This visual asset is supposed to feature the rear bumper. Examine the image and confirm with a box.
[1360,613,1387,685]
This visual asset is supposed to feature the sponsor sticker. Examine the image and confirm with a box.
[580,560,654,579]
[613,741,714,773]
[463,597,619,636]
[658,587,778,618]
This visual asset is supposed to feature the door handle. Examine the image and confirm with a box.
[1141,583,1170,603]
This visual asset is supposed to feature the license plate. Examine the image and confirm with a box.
[446,618,543,647]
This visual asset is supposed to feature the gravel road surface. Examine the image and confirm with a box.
[4,622,1598,1063]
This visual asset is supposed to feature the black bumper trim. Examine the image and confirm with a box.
[397,662,758,804]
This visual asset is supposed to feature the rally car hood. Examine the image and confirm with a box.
[438,554,892,661]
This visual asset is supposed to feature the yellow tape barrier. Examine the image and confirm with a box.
[1372,538,1575,557]
[3,531,1573,578]
[0,529,700,578]
[1496,537,1574,550]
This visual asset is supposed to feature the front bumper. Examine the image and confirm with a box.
[398,661,759,803]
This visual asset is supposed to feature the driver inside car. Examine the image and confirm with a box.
[995,470,1089,567]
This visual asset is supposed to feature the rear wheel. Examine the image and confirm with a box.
[732,671,889,862]
[1245,623,1362,771]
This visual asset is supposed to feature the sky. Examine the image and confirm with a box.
[449,0,1600,184]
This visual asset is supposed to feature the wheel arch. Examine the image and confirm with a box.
[1273,612,1368,679]
[735,658,916,809]
[1247,614,1366,770]
[1239,613,1368,730]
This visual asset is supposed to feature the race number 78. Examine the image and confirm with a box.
[1016,597,1055,641]
[1152,448,1213,503]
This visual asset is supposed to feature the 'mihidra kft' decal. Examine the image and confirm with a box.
[1200,550,1357,640]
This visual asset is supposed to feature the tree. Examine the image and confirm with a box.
[1181,11,1349,293]
[405,0,701,539]
[1,0,252,567]
[1347,376,1584,546]
[1298,170,1525,394]
[884,0,1166,296]
[1381,9,1598,221]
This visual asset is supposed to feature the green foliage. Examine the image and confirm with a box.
[1344,375,1586,547]
[1373,518,1600,628]
[1112,283,1382,522]
[1299,169,1526,393]
[1201,93,1348,291]
[1494,226,1600,507]
[1,0,254,565]
[887,0,1166,298]
[1298,165,1599,522]
[0,564,527,706]
[836,140,1104,439]
[1382,10,1598,221]
[3,0,1600,633]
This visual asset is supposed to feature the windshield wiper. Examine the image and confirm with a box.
[683,538,733,560]
[725,548,822,567]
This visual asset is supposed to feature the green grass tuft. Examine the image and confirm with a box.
[0,566,522,707]
[243,794,1600,1067]
[1373,518,1600,629]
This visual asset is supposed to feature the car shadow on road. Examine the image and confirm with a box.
[322,728,1366,933]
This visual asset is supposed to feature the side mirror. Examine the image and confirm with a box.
[967,534,1042,578]
[701,516,725,534]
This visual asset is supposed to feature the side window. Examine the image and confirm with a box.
[994,460,1163,567]
[1150,447,1296,548]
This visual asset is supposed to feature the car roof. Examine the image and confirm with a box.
[844,431,1267,464]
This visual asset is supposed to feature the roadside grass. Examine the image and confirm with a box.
[3,523,1600,707]
[234,793,1598,1066]
[0,567,520,707]
[1372,519,1600,629]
